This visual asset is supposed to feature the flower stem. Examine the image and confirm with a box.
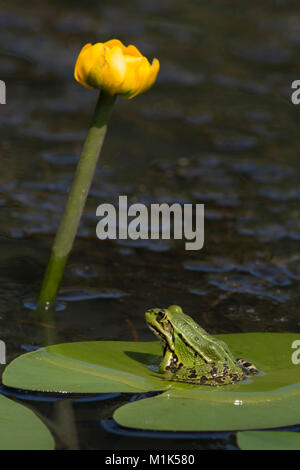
[37,91,116,307]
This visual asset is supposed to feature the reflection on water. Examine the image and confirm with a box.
[1,0,300,450]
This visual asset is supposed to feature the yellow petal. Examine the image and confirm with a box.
[74,43,92,88]
[74,43,105,89]
[116,55,145,97]
[98,45,127,94]
[127,57,160,99]
[104,39,126,52]
[141,58,160,94]
[125,44,143,58]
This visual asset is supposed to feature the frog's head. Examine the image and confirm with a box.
[145,305,183,351]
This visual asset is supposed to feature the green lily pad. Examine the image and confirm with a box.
[3,333,300,431]
[3,333,300,394]
[0,394,54,449]
[2,341,165,393]
[237,431,300,450]
[113,387,300,431]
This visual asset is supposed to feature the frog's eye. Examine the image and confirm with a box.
[156,311,166,321]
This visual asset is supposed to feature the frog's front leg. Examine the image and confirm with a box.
[159,347,178,373]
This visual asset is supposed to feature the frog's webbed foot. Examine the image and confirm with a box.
[236,358,259,375]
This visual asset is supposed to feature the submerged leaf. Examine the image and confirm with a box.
[0,394,54,450]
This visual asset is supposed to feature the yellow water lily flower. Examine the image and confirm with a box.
[74,39,160,99]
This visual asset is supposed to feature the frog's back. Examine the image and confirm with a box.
[171,311,244,370]
[171,312,216,352]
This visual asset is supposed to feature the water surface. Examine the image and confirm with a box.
[1,0,300,449]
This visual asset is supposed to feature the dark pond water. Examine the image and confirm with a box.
[1,0,300,450]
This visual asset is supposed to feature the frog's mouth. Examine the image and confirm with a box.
[146,322,175,352]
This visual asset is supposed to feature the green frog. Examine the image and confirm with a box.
[145,305,258,386]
